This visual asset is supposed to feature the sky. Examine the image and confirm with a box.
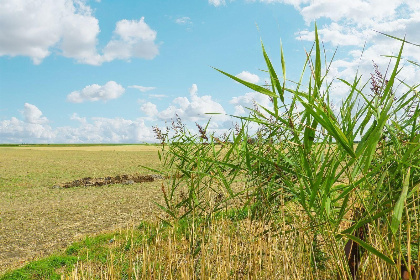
[1,0,420,144]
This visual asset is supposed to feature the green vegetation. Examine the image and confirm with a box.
[1,256,77,280]
[153,24,420,278]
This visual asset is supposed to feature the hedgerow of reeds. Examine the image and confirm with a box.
[150,24,420,279]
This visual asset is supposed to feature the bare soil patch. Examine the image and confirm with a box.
[52,174,165,188]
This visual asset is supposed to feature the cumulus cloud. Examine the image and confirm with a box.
[60,116,155,143]
[23,103,49,124]
[295,1,420,48]
[64,113,155,143]
[230,91,272,116]
[129,85,156,92]
[143,84,229,123]
[60,9,102,64]
[209,0,419,63]
[299,0,402,24]
[189,84,198,95]
[0,104,155,144]
[286,1,420,102]
[1,89,281,144]
[140,102,159,117]
[0,104,55,143]
[102,18,159,62]
[0,1,159,65]
[236,71,260,84]
[0,0,100,64]
[67,81,125,103]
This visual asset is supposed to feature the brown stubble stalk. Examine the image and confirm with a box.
[61,199,417,279]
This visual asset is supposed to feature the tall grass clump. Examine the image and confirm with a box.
[153,25,420,279]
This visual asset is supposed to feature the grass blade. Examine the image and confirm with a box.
[343,234,395,265]
[391,168,410,234]
[212,67,277,97]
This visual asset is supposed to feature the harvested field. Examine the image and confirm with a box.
[0,145,164,273]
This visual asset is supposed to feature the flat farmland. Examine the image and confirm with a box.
[0,145,163,273]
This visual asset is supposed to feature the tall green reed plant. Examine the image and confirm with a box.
[152,24,420,277]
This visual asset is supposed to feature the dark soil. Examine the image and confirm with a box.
[52,174,165,188]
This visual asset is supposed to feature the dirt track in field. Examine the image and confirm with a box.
[0,146,165,273]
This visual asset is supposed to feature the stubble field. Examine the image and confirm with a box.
[0,145,163,274]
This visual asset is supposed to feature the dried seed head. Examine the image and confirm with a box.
[171,114,185,135]
[370,61,388,98]
[153,126,166,144]
[196,123,208,141]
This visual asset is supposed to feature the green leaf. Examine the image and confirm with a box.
[341,206,393,235]
[244,139,251,171]
[343,234,394,265]
[154,202,177,219]
[391,168,410,234]
[139,165,165,175]
[280,40,286,85]
[261,41,284,103]
[408,182,420,198]
[314,23,322,91]
[296,95,356,158]
[213,67,277,97]
[374,31,420,47]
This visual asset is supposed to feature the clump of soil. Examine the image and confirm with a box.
[52,174,165,188]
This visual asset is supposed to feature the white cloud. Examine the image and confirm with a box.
[288,1,420,101]
[148,94,167,99]
[140,102,159,117]
[60,117,155,143]
[248,0,310,8]
[70,113,87,124]
[67,81,125,103]
[65,113,155,143]
[102,18,159,62]
[230,91,272,116]
[0,105,155,144]
[147,84,229,122]
[0,104,55,143]
[129,85,156,92]
[233,105,246,115]
[0,0,100,64]
[0,1,159,65]
[175,17,192,25]
[299,0,403,24]
[0,89,283,144]
[60,8,102,65]
[296,23,372,47]
[114,18,156,42]
[189,84,198,95]
[295,1,420,49]
[23,103,49,124]
[236,71,260,84]
[209,0,226,7]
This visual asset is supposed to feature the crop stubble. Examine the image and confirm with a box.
[0,145,163,273]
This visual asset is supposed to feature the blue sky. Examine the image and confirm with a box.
[1,0,419,143]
